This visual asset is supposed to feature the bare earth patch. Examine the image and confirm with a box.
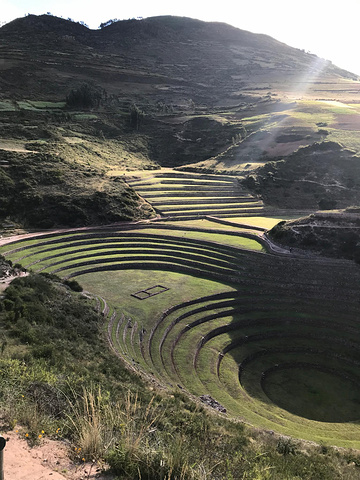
[331,113,360,130]
[265,139,313,157]
[2,430,114,480]
[0,140,38,153]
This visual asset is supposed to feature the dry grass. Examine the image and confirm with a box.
[66,386,125,460]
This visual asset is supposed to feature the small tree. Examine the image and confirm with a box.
[129,104,144,130]
[99,19,119,29]
[318,198,337,210]
[66,84,101,108]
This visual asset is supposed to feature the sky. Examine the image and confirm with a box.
[2,0,360,75]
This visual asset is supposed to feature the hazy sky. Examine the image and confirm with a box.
[2,0,360,75]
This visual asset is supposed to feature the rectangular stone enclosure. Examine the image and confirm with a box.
[131,285,170,300]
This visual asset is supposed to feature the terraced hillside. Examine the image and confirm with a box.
[0,222,264,280]
[3,13,360,464]
[126,170,264,219]
[103,248,360,448]
[2,218,360,448]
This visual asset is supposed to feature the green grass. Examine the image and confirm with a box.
[163,218,263,232]
[8,100,66,110]
[264,367,360,423]
[327,128,360,151]
[157,201,262,210]
[127,227,264,250]
[126,169,265,218]
[28,101,66,109]
[0,232,96,257]
[2,161,360,452]
[278,100,360,153]
[0,100,16,111]
[225,215,306,229]
[145,195,242,201]
[131,285,360,447]
[16,101,39,110]
[72,113,99,120]
[73,270,236,325]
[0,230,264,277]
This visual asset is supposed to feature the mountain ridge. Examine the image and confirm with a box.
[0,14,357,103]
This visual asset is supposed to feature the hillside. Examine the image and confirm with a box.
[242,141,360,210]
[268,208,360,261]
[2,271,360,479]
[1,14,356,103]
[0,149,154,228]
[1,15,360,228]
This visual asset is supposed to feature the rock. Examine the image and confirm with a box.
[199,394,226,413]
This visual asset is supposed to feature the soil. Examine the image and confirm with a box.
[0,273,27,293]
[2,429,114,480]
[331,113,360,130]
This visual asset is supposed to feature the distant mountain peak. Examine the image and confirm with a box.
[1,13,90,37]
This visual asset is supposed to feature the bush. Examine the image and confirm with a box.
[66,84,101,108]
[276,437,297,455]
[64,279,83,292]
[318,198,337,210]
[129,104,144,130]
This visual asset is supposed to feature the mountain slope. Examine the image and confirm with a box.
[269,208,360,261]
[0,149,154,228]
[1,15,360,227]
[243,141,360,209]
[0,14,357,103]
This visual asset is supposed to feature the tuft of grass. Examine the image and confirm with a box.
[66,386,126,460]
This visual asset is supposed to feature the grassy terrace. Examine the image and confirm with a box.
[146,286,360,447]
[126,170,264,218]
[107,254,360,447]
[102,252,360,448]
[2,213,360,448]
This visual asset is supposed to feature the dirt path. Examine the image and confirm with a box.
[0,272,28,293]
[2,430,113,480]
[261,233,291,254]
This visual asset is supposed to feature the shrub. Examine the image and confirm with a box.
[318,198,337,210]
[66,84,101,108]
[129,104,144,130]
[64,279,83,292]
[276,437,297,456]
